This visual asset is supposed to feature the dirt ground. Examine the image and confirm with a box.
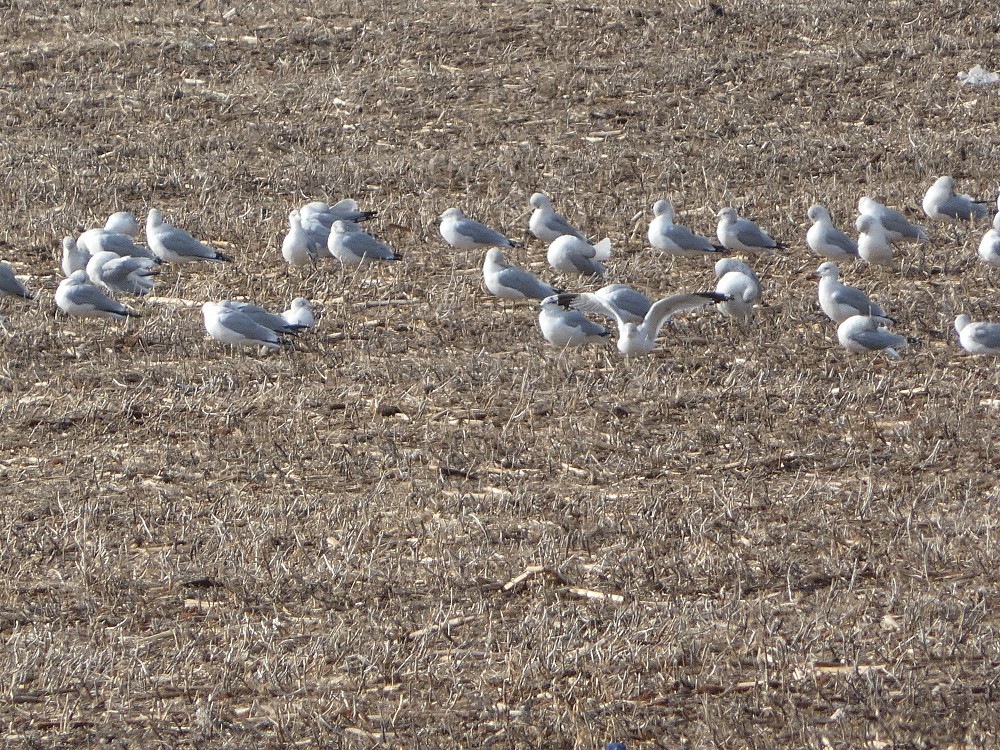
[1,1,999,747]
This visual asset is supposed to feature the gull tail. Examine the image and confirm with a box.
[356,210,378,222]
[593,238,612,260]
[711,244,728,254]
[214,250,235,262]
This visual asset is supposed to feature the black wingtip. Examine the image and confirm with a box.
[906,336,921,345]
[216,251,235,262]
[357,211,378,222]
[774,241,788,249]
[700,291,733,303]
[551,293,578,309]
[712,244,728,254]
[508,239,525,249]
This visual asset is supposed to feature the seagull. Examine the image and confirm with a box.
[440,207,522,250]
[954,314,1000,355]
[922,176,991,222]
[146,209,234,264]
[85,251,157,296]
[301,198,376,227]
[816,262,891,323]
[202,302,283,349]
[528,192,588,243]
[806,205,858,261]
[837,315,911,360]
[103,211,140,237]
[856,214,894,267]
[77,227,158,262]
[713,257,761,319]
[483,248,560,300]
[327,220,400,266]
[647,199,725,257]
[593,284,652,323]
[61,236,91,276]
[55,270,139,320]
[542,289,729,356]
[223,301,307,334]
[977,212,1000,266]
[546,235,611,277]
[716,207,784,253]
[281,210,321,268]
[538,298,610,348]
[0,262,32,299]
[281,297,315,329]
[857,197,928,243]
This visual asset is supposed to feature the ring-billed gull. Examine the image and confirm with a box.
[328,220,400,266]
[547,235,611,277]
[203,302,283,349]
[837,315,910,359]
[282,298,315,329]
[922,176,991,222]
[954,315,1000,354]
[85,251,157,296]
[223,301,307,334]
[713,258,761,319]
[593,284,652,323]
[77,227,158,262]
[716,207,784,253]
[62,237,92,276]
[0,262,31,299]
[282,210,321,268]
[816,262,891,323]
[440,207,522,250]
[538,298,609,348]
[649,199,726,257]
[301,199,376,227]
[806,205,858,261]
[529,193,588,243]
[483,248,560,300]
[542,289,729,356]
[103,211,140,237]
[977,213,1000,266]
[856,214,894,267]
[146,209,234,264]
[857,197,928,243]
[55,270,139,320]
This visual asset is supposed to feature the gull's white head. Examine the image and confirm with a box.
[288,209,301,225]
[717,207,738,223]
[441,207,465,222]
[146,208,163,228]
[955,314,972,334]
[484,248,506,268]
[856,214,879,233]
[330,220,350,235]
[652,199,674,220]
[105,211,140,236]
[529,193,550,210]
[715,257,753,279]
[807,204,830,223]
[291,297,311,310]
[816,261,839,279]
[932,175,955,194]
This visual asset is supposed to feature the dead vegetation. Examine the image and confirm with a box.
[2,0,1000,747]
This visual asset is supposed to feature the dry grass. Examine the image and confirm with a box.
[2,0,1000,747]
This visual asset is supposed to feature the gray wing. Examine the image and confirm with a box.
[831,286,885,317]
[567,252,604,276]
[877,207,928,240]
[66,283,133,316]
[328,198,376,223]
[542,212,586,241]
[496,267,557,299]
[156,226,218,259]
[220,309,281,344]
[665,224,720,253]
[820,225,859,255]
[95,232,156,260]
[0,264,31,298]
[563,310,608,337]
[457,218,514,247]
[939,194,989,221]
[641,292,729,338]
[600,286,651,321]
[346,232,398,261]
[232,303,300,333]
[100,258,155,295]
[735,220,775,248]
[852,326,907,351]
[968,323,1000,350]
[548,292,626,329]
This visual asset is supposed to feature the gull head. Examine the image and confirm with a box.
[440,207,465,222]
[856,214,878,234]
[330,220,351,236]
[484,248,507,269]
[652,199,674,220]
[291,297,311,311]
[807,204,829,223]
[715,257,753,279]
[931,175,954,195]
[815,261,839,279]
[146,208,163,229]
[105,211,140,236]
[716,207,738,224]
[955,314,972,334]
[529,193,551,210]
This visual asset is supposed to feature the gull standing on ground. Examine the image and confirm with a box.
[954,315,1000,355]
[202,302,282,349]
[223,301,307,335]
[542,289,729,357]
[282,210,321,268]
[529,193,588,243]
[837,315,911,360]
[77,227,158,261]
[716,207,784,253]
[0,262,31,299]
[547,235,611,278]
[146,209,234,264]
[440,207,522,250]
[538,297,610,348]
[282,298,315,329]
[806,205,858,261]
[714,258,761,319]
[62,236,92,276]
[922,176,991,222]
[648,199,726,257]
[55,270,139,320]
[816,262,891,323]
[856,214,894,267]
[301,199,376,227]
[977,212,1000,266]
[483,248,560,300]
[85,251,157,296]
[593,284,652,323]
[327,221,400,267]
[857,197,928,243]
